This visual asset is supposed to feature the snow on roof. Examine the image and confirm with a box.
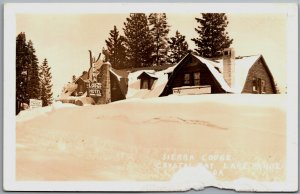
[215,55,261,93]
[137,71,158,79]
[127,70,168,99]
[163,54,190,74]
[57,83,78,99]
[193,55,233,93]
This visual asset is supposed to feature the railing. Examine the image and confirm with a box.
[172,85,211,95]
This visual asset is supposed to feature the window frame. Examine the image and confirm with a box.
[193,72,201,86]
[183,73,191,85]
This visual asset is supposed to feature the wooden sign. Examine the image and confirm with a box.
[29,99,42,109]
[89,82,102,97]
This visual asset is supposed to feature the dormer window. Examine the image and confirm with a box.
[137,72,158,90]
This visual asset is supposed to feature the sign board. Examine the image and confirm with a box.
[89,82,102,97]
[29,99,42,109]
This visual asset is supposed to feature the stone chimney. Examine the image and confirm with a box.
[96,62,111,104]
[223,48,235,88]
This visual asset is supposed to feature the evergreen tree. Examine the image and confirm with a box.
[168,30,190,64]
[123,13,154,68]
[16,33,40,113]
[148,13,170,66]
[40,58,53,106]
[16,32,29,113]
[104,26,127,69]
[26,40,41,99]
[191,13,233,58]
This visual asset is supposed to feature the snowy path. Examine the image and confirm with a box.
[16,95,286,181]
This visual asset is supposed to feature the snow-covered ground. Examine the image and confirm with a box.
[16,94,287,183]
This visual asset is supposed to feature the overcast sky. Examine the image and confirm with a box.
[16,13,287,97]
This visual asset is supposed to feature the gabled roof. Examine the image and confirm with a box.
[193,55,233,92]
[137,72,158,79]
[127,70,168,99]
[161,53,274,95]
[215,55,262,93]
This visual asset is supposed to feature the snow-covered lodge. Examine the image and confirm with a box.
[57,48,277,105]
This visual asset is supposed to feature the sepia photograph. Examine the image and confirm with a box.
[3,3,298,192]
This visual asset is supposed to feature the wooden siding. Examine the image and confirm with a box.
[242,58,276,94]
[161,54,225,96]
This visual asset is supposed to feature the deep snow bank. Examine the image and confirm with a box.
[16,94,287,187]
[16,101,77,122]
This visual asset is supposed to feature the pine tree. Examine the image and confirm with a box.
[123,13,154,68]
[191,13,233,58]
[104,26,127,69]
[168,30,190,64]
[40,58,53,106]
[26,40,41,100]
[148,13,170,66]
[16,32,29,113]
[16,33,42,113]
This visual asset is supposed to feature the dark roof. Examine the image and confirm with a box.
[137,72,158,79]
[110,68,129,78]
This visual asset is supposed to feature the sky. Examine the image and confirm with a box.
[16,13,287,97]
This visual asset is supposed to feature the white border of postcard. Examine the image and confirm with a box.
[3,3,298,191]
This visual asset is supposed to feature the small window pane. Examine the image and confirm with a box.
[194,72,200,79]
[184,74,190,85]
[193,72,200,86]
[142,80,149,89]
[252,78,257,92]
[261,80,266,92]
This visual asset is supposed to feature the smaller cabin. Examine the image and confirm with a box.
[137,72,158,90]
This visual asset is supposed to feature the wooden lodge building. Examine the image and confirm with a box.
[58,48,277,105]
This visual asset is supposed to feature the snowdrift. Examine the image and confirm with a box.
[16,94,288,190]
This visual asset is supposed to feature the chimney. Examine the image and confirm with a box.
[223,48,235,88]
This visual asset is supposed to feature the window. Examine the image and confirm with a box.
[193,72,200,86]
[252,78,257,92]
[224,50,230,56]
[252,78,266,94]
[261,80,266,93]
[141,80,149,89]
[184,73,191,85]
